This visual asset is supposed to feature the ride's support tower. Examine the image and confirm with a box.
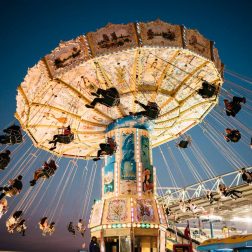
[89,116,167,252]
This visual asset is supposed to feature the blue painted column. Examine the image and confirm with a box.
[89,115,167,252]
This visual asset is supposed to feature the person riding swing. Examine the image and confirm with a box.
[176,136,192,149]
[85,87,120,108]
[219,184,242,199]
[0,175,23,200]
[49,125,74,151]
[0,150,11,170]
[15,219,27,236]
[67,222,76,236]
[0,125,23,145]
[241,168,252,184]
[198,81,216,98]
[76,219,85,237]
[39,217,55,236]
[93,137,117,161]
[224,96,246,117]
[6,210,23,233]
[30,160,58,186]
[0,198,8,219]
[224,128,241,143]
[130,100,160,120]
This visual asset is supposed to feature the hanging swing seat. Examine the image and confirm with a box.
[198,81,216,98]
[101,87,120,107]
[5,188,19,197]
[145,105,160,120]
[228,131,241,142]
[43,166,56,177]
[57,133,74,144]
[102,94,120,107]
[230,134,241,142]
[0,134,23,145]
[0,158,10,170]
[178,140,189,148]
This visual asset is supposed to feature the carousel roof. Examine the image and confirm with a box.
[16,20,223,158]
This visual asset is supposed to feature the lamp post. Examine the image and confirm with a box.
[200,215,222,239]
[209,221,214,238]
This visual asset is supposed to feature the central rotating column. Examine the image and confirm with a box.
[89,116,167,252]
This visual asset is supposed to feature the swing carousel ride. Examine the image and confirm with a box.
[14,19,224,250]
[16,20,223,158]
[1,20,252,251]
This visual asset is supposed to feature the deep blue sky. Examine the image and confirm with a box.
[0,0,252,251]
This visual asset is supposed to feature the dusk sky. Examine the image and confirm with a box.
[0,0,252,251]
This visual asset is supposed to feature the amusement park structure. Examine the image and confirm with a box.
[158,166,252,222]
[14,20,224,251]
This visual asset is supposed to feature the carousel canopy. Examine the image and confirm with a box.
[16,20,223,158]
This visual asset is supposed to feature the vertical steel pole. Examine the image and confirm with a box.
[210,221,214,238]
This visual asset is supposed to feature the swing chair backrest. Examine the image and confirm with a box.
[58,128,65,134]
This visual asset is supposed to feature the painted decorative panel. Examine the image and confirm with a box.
[87,23,138,56]
[104,163,114,195]
[140,20,183,47]
[120,133,137,195]
[106,199,128,222]
[136,199,155,222]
